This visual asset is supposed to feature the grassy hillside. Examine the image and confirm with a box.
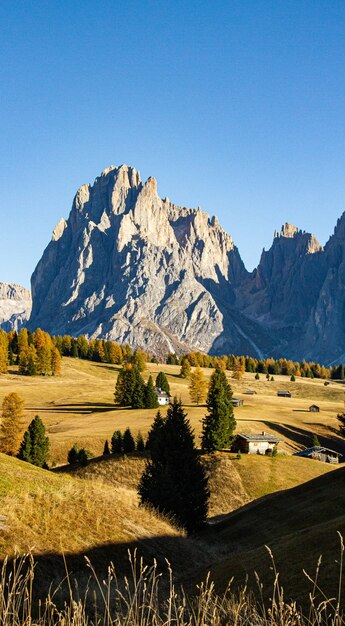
[63,452,337,518]
[202,464,345,605]
[1,358,345,465]
[0,452,215,601]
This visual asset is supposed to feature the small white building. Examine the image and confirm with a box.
[155,387,170,406]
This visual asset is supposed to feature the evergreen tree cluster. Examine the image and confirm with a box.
[138,399,209,533]
[18,415,49,467]
[114,367,162,409]
[110,428,145,454]
[67,444,93,466]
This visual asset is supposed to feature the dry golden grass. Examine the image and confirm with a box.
[66,450,337,520]
[0,453,184,560]
[1,358,344,464]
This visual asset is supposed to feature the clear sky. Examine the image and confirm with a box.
[1,1,345,289]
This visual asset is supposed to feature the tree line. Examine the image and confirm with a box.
[0,327,342,380]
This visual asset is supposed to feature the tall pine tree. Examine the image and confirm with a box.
[123,427,135,453]
[138,398,209,533]
[144,375,159,408]
[111,430,123,454]
[201,368,236,452]
[155,371,170,394]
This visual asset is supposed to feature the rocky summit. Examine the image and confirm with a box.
[0,283,32,332]
[28,164,345,364]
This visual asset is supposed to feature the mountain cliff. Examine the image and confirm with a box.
[0,283,32,332]
[29,165,254,356]
[28,164,345,363]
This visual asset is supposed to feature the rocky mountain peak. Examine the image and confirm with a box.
[29,164,247,356]
[25,162,345,364]
[280,222,298,238]
[0,283,32,332]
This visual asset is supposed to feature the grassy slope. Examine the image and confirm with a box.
[1,358,345,465]
[0,454,209,575]
[64,452,337,518]
[202,465,345,605]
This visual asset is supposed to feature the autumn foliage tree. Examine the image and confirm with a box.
[189,366,208,405]
[0,330,9,374]
[0,393,24,456]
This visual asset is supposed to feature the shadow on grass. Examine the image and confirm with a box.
[262,420,345,457]
[30,402,126,415]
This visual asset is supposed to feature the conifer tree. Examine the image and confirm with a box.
[123,427,135,453]
[131,368,146,409]
[18,416,49,467]
[18,430,31,462]
[103,439,110,455]
[201,369,236,452]
[144,375,159,408]
[111,430,123,454]
[156,371,170,394]
[136,431,145,452]
[145,411,165,453]
[138,398,209,533]
[189,366,208,405]
[180,358,191,378]
[67,444,79,464]
[114,365,145,407]
[0,392,24,456]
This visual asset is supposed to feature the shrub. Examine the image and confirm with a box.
[67,444,79,464]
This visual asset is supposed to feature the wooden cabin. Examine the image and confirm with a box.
[232,397,244,407]
[309,404,320,412]
[277,390,291,398]
[232,432,283,455]
[294,446,341,464]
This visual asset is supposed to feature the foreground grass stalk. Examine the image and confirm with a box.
[0,543,344,626]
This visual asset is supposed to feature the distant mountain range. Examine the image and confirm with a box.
[0,283,31,332]
[2,164,345,364]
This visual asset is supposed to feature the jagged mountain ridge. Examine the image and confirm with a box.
[0,283,32,332]
[28,164,345,363]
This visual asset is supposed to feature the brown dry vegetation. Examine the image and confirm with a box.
[1,358,345,610]
[67,452,337,518]
[0,357,344,464]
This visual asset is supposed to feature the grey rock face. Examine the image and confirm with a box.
[28,164,345,364]
[0,283,32,332]
[29,165,249,356]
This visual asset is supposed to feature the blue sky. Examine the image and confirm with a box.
[1,1,345,288]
